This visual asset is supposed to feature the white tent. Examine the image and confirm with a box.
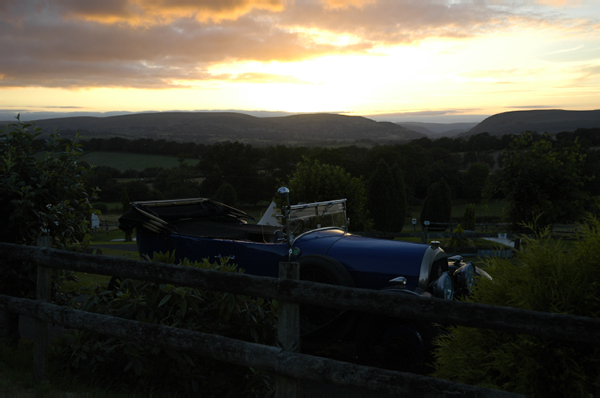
[91,213,100,230]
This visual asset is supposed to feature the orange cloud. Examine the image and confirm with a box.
[63,0,285,25]
[0,0,595,91]
[322,0,377,10]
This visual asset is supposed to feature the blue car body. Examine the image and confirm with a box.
[134,227,445,291]
[119,195,483,371]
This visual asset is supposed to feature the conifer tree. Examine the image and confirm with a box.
[214,182,238,207]
[420,178,452,231]
[390,163,407,232]
[462,204,476,231]
[367,159,395,231]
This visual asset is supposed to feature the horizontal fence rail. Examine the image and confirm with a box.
[0,295,508,397]
[3,242,598,396]
[3,243,598,344]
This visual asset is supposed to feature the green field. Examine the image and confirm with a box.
[81,151,196,171]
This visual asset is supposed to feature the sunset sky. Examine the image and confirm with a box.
[1,0,599,123]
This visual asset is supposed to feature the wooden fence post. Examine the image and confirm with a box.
[276,261,300,398]
[34,236,52,384]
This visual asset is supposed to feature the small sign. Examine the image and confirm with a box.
[424,220,430,226]
[412,218,417,225]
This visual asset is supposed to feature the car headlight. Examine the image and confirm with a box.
[456,262,477,294]
[433,272,454,300]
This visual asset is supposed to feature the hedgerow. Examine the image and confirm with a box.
[433,217,600,395]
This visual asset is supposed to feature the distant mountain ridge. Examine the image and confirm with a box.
[461,109,600,137]
[3,112,424,146]
[396,122,478,137]
[3,109,598,144]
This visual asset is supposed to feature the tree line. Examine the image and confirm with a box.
[80,128,600,232]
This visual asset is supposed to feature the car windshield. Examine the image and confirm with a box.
[286,199,348,233]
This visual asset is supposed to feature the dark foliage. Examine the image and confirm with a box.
[52,254,277,396]
[420,178,452,231]
[434,219,600,395]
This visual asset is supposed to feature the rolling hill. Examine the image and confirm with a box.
[460,109,600,137]
[4,112,424,146]
[396,122,478,137]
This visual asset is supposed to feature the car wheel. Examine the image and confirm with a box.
[297,255,355,342]
[355,314,439,373]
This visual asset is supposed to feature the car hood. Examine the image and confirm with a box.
[295,229,441,290]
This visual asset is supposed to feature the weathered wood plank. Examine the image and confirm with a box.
[34,236,52,383]
[0,295,517,397]
[276,262,300,398]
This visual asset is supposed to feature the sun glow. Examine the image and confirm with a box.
[6,26,599,118]
[202,41,452,113]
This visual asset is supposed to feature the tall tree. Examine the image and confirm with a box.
[485,132,590,230]
[367,159,395,231]
[1,117,96,345]
[462,204,476,231]
[463,163,490,201]
[286,157,371,231]
[420,178,452,231]
[390,163,408,232]
[213,182,238,207]
[0,117,96,248]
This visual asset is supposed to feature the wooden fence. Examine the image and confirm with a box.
[2,242,600,396]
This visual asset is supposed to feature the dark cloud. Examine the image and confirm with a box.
[0,0,588,89]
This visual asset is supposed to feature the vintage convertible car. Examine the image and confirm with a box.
[119,187,488,371]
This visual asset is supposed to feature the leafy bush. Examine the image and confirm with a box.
[52,253,277,396]
[433,218,600,395]
[442,224,474,248]
[485,132,590,231]
[287,157,372,231]
[0,116,96,248]
[0,116,95,314]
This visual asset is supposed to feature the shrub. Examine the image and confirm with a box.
[52,253,277,396]
[0,116,96,248]
[442,224,473,248]
[0,116,95,322]
[287,157,371,231]
[432,217,600,395]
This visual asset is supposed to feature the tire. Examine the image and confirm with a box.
[297,255,355,341]
[355,314,439,373]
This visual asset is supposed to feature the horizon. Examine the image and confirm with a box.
[0,108,489,125]
[2,1,600,120]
